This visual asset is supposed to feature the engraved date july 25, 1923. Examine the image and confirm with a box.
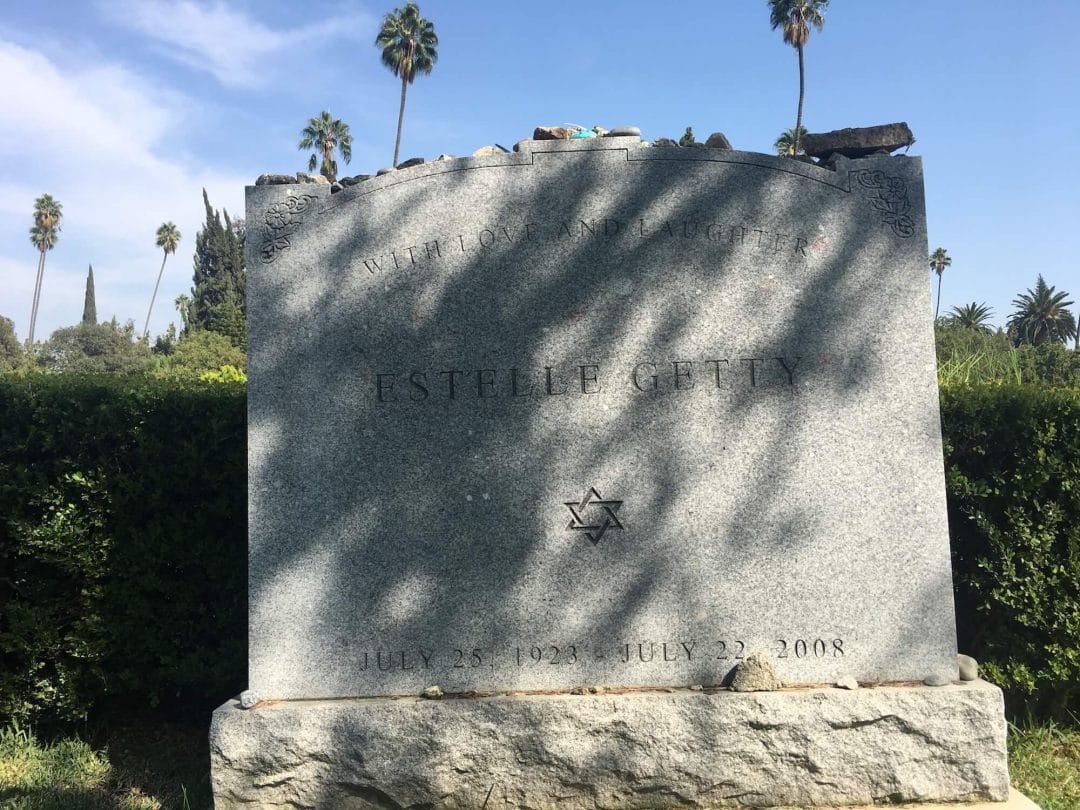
[345,637,846,674]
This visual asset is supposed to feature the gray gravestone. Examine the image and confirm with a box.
[246,137,957,701]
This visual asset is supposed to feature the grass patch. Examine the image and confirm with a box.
[0,719,209,810]
[1008,719,1080,810]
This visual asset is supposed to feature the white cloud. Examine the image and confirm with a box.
[0,39,248,342]
[98,0,373,88]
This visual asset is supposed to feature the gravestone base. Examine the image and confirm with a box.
[210,679,1009,809]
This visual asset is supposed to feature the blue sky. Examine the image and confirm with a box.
[2,0,1078,341]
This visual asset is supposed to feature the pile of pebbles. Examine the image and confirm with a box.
[254,122,914,191]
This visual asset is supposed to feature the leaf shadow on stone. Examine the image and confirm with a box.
[241,147,947,805]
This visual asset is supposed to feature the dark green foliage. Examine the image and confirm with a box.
[1027,342,1080,388]
[151,323,177,356]
[0,317,21,371]
[0,375,246,725]
[187,190,245,349]
[679,126,696,146]
[36,321,152,375]
[942,385,1080,718]
[946,301,993,332]
[1008,275,1077,347]
[81,266,96,326]
[936,324,1023,385]
[936,323,1080,387]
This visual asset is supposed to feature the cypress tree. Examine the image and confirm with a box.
[187,189,246,348]
[82,265,97,325]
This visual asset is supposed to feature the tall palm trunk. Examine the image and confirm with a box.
[794,43,806,155]
[143,251,168,341]
[28,249,45,344]
[935,272,943,319]
[393,74,408,167]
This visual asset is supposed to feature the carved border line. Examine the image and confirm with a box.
[259,194,318,264]
[313,152,918,240]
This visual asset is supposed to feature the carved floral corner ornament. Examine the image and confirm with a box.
[259,194,318,264]
[849,170,915,238]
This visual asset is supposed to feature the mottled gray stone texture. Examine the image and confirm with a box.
[246,137,957,700]
[210,680,1009,809]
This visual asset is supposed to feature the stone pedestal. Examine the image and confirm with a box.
[210,680,1010,809]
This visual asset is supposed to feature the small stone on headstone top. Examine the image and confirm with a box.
[533,126,574,140]
[472,145,508,157]
[605,126,641,138]
[923,674,952,687]
[330,182,343,194]
[958,654,979,681]
[295,172,330,184]
[339,174,369,187]
[255,173,297,186]
[239,690,257,709]
[435,154,455,161]
[705,132,732,149]
[652,137,678,148]
[835,677,859,690]
[396,157,425,169]
[801,122,915,160]
[376,167,395,176]
[513,139,533,153]
[730,651,783,692]
[421,685,444,699]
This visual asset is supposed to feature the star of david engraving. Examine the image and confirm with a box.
[565,487,624,544]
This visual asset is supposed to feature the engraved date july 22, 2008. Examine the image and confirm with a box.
[510,637,846,667]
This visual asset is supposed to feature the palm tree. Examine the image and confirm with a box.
[175,294,191,332]
[774,126,809,156]
[376,2,439,167]
[298,112,353,182]
[768,0,828,157]
[1007,275,1077,347]
[143,222,181,340]
[929,247,951,319]
[27,194,63,344]
[947,302,994,332]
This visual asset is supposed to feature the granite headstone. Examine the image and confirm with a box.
[246,137,957,701]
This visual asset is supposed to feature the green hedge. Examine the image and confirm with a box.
[1,376,1077,724]
[942,384,1080,718]
[0,375,246,725]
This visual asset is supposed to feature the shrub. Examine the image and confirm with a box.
[149,330,246,382]
[35,321,152,375]
[942,384,1080,718]
[0,375,246,726]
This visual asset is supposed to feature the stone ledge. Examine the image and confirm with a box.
[211,680,1009,809]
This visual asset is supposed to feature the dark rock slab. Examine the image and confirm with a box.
[396,157,425,169]
[705,132,732,149]
[651,137,678,148]
[339,174,370,187]
[801,123,915,159]
[255,174,297,186]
